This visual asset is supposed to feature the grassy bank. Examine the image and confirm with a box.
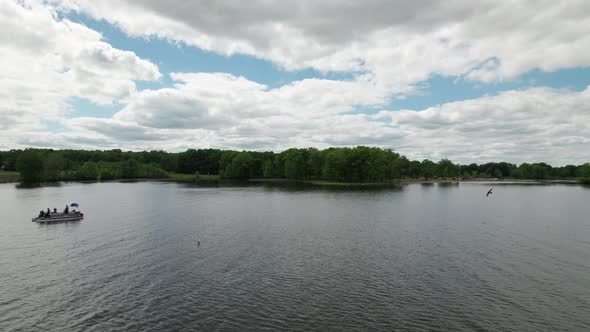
[0,172,19,183]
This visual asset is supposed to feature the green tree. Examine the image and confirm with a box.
[493,169,502,178]
[4,150,20,171]
[529,163,549,179]
[421,159,436,179]
[283,149,306,180]
[98,163,118,180]
[45,153,65,181]
[77,161,99,180]
[396,155,410,178]
[556,165,577,178]
[460,163,479,178]
[121,159,141,178]
[306,148,323,179]
[263,159,275,178]
[323,149,347,181]
[577,164,590,177]
[143,163,168,178]
[437,159,459,178]
[577,163,590,184]
[386,159,402,180]
[407,160,422,178]
[514,163,531,179]
[16,150,45,183]
[224,152,254,179]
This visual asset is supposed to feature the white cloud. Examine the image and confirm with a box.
[0,0,160,122]
[112,72,388,129]
[378,86,590,164]
[58,73,395,150]
[2,0,589,166]
[58,0,590,89]
[0,0,162,153]
[51,73,590,165]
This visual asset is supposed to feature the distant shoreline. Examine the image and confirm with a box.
[1,173,583,187]
[248,177,581,187]
[0,172,19,183]
[4,148,588,186]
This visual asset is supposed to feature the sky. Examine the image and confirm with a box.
[1,0,589,165]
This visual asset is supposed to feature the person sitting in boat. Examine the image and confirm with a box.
[64,205,69,214]
[53,208,57,213]
[46,208,51,216]
[39,210,45,218]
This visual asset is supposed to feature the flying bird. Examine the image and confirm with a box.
[486,188,493,197]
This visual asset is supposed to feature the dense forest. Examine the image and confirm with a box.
[1,147,589,184]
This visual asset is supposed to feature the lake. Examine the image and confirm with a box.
[1,181,589,331]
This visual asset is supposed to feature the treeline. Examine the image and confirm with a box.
[6,149,168,183]
[1,147,589,184]
[218,147,590,182]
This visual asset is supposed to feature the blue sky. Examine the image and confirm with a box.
[66,12,356,118]
[2,0,589,164]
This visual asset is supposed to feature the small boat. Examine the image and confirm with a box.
[32,203,84,223]
[32,211,84,223]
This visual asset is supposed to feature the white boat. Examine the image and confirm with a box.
[33,203,84,223]
[32,211,84,223]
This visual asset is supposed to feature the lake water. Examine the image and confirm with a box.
[1,181,589,331]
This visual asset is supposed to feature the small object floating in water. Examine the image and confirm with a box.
[197,240,200,247]
[486,187,493,197]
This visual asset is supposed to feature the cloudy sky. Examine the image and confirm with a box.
[1,0,589,165]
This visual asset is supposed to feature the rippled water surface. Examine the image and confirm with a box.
[1,181,589,331]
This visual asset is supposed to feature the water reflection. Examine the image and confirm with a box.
[436,182,460,187]
[36,220,82,227]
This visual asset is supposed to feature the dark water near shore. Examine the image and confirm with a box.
[1,181,589,331]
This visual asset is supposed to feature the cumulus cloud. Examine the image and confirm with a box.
[0,0,160,120]
[61,72,590,165]
[62,73,394,149]
[112,72,388,129]
[2,0,589,165]
[0,0,163,153]
[378,87,590,164]
[58,0,590,88]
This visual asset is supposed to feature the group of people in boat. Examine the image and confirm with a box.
[38,205,74,218]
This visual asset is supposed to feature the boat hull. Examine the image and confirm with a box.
[32,212,84,223]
